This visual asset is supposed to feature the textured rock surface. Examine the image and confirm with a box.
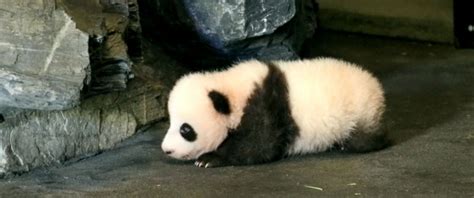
[59,0,141,95]
[0,77,168,176]
[0,1,89,110]
[0,107,136,174]
[140,0,317,67]
[184,0,295,49]
[0,35,181,176]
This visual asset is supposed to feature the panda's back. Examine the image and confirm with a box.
[277,58,385,155]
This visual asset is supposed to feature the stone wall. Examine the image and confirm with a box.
[0,77,167,175]
[0,0,168,177]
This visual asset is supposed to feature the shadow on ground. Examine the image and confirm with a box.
[1,31,473,197]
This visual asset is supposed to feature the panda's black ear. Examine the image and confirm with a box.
[208,90,231,115]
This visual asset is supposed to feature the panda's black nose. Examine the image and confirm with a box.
[164,150,174,155]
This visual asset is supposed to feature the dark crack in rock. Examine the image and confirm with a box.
[58,0,142,95]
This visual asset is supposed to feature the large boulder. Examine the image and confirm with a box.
[184,0,296,50]
[140,0,318,68]
[0,1,89,110]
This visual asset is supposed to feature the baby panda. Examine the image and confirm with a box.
[161,57,388,168]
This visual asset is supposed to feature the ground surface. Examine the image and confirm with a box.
[1,31,473,197]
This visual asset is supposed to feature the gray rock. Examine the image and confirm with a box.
[59,0,141,95]
[0,106,135,175]
[184,0,296,49]
[0,78,168,176]
[0,1,89,110]
[0,21,179,176]
[140,0,317,67]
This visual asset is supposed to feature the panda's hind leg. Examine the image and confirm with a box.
[341,125,390,153]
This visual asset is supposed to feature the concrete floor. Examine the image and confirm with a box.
[1,31,473,197]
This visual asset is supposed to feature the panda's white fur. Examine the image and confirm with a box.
[278,59,385,154]
[162,57,386,167]
[163,60,269,160]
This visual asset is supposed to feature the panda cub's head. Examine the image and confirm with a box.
[161,74,232,160]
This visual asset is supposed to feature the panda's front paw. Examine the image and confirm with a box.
[195,153,227,168]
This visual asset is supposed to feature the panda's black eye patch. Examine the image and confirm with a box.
[180,123,197,142]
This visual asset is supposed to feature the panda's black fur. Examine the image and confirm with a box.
[196,62,300,167]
